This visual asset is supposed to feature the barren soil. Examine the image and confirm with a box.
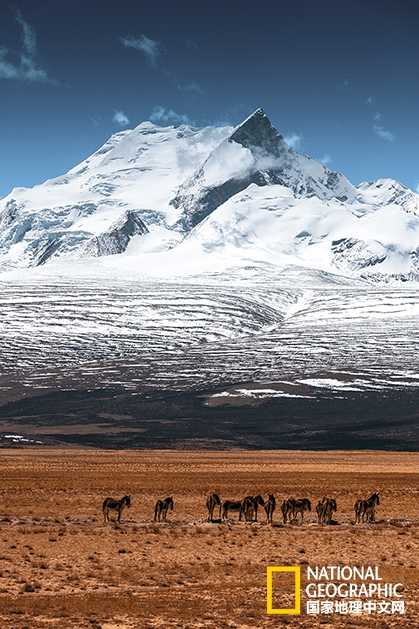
[0,449,418,628]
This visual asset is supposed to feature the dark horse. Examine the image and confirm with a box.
[291,498,311,521]
[102,495,131,523]
[354,493,379,523]
[281,498,296,524]
[206,493,221,521]
[221,499,243,520]
[154,497,174,522]
[316,497,337,524]
[264,494,276,524]
[240,494,265,522]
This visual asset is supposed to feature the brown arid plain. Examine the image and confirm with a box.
[0,449,418,629]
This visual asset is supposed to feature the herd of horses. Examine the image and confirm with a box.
[101,492,380,525]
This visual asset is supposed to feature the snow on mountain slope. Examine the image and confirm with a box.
[0,122,232,269]
[170,182,419,279]
[1,108,419,281]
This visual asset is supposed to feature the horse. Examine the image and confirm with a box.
[206,493,221,521]
[291,498,311,521]
[264,494,276,524]
[281,498,296,524]
[154,497,174,522]
[316,497,337,524]
[240,494,265,522]
[221,499,243,520]
[354,493,379,523]
[102,495,131,523]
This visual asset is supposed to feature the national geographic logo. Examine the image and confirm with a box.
[267,565,405,616]
[266,567,301,614]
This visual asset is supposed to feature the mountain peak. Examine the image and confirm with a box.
[229,108,285,156]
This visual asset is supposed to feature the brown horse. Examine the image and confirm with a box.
[264,494,276,524]
[240,495,265,522]
[354,493,379,523]
[221,499,243,520]
[206,493,221,521]
[316,497,337,524]
[102,495,131,523]
[281,498,296,524]
[154,497,174,522]
[291,498,311,521]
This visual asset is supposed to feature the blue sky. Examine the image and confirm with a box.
[0,0,418,198]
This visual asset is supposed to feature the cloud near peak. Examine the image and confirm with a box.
[113,110,130,127]
[149,106,194,126]
[119,34,165,67]
[284,133,303,150]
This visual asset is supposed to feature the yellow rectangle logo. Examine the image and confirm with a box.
[267,566,301,615]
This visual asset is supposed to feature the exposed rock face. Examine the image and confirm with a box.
[331,237,387,273]
[0,200,18,231]
[31,237,62,267]
[229,107,285,155]
[81,210,148,257]
[171,108,354,229]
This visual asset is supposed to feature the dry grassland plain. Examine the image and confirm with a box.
[0,449,418,629]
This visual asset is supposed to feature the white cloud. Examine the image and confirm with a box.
[365,95,375,106]
[416,183,419,194]
[175,79,204,95]
[113,110,130,126]
[319,154,331,165]
[373,125,394,142]
[119,34,165,67]
[149,106,194,126]
[0,7,53,83]
[14,6,36,55]
[374,111,383,121]
[284,133,303,150]
[336,76,350,90]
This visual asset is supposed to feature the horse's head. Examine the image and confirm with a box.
[305,498,312,511]
[254,494,265,506]
[125,495,131,508]
[167,497,174,510]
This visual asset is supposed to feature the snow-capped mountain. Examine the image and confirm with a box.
[1,108,419,281]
